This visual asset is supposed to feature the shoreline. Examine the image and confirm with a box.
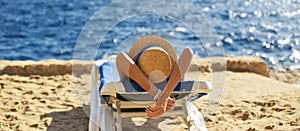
[0,56,299,85]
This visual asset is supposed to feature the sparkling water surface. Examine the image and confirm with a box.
[1,0,300,67]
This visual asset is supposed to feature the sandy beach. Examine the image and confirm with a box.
[0,56,299,131]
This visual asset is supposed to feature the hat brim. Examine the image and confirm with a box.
[128,36,177,62]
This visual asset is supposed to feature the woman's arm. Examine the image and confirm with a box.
[160,47,194,100]
[146,64,181,118]
[116,52,159,97]
[158,63,182,101]
[147,48,194,116]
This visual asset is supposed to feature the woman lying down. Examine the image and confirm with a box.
[116,36,193,119]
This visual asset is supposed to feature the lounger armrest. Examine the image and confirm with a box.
[190,80,213,93]
[100,80,212,97]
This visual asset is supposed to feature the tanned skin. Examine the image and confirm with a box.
[116,48,193,119]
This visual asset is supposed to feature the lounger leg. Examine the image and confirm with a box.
[89,92,99,131]
[184,101,208,131]
[103,105,115,131]
[116,101,122,131]
[89,107,99,131]
[98,106,103,131]
[182,99,192,130]
[89,64,100,131]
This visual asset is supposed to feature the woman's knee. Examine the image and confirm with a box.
[116,52,126,61]
[183,47,194,56]
[116,52,126,68]
[116,52,134,65]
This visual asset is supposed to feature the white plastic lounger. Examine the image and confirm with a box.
[89,60,212,131]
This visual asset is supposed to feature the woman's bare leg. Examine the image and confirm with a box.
[177,47,194,78]
[116,52,158,97]
[116,52,133,81]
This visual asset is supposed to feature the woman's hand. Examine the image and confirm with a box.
[146,96,176,119]
[146,61,182,119]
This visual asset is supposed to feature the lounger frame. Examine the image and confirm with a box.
[88,61,212,131]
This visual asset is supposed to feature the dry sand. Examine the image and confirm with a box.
[196,71,300,131]
[0,58,299,131]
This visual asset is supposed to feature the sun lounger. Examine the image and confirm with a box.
[88,60,212,131]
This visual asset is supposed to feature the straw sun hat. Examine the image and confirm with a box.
[128,36,177,83]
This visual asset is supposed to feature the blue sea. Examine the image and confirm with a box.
[1,0,300,67]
